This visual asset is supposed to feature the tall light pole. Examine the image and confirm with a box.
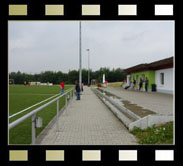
[79,21,82,90]
[86,49,90,86]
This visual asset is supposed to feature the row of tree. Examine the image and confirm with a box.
[9,67,126,85]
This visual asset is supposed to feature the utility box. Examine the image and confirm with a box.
[151,84,157,92]
[36,117,43,128]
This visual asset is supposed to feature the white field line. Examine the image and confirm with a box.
[9,93,60,119]
[10,93,57,96]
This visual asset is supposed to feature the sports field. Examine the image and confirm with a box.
[9,85,73,144]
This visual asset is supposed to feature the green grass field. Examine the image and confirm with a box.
[108,82,123,87]
[9,85,73,145]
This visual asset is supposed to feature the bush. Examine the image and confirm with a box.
[131,122,173,144]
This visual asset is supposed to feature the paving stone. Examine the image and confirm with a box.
[103,87,173,115]
[40,87,138,145]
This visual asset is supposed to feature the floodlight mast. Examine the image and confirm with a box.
[79,21,82,90]
[86,49,90,86]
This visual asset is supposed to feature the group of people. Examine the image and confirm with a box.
[60,81,83,100]
[131,77,149,92]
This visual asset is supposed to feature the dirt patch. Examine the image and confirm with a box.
[97,88,156,118]
[97,88,120,99]
[122,100,156,118]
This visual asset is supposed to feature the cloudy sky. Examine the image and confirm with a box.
[9,21,174,74]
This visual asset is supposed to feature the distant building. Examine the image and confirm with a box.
[124,57,174,94]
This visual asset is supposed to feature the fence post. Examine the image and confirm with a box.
[56,99,59,132]
[32,114,36,145]
[70,91,72,101]
[65,94,67,107]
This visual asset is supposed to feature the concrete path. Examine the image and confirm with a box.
[103,87,173,115]
[39,87,138,145]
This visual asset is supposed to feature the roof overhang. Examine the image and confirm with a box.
[124,57,173,74]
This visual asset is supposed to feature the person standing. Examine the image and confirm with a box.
[105,81,108,88]
[60,81,64,95]
[130,80,134,89]
[145,77,149,92]
[75,80,81,100]
[133,79,136,89]
[139,78,143,92]
[81,83,84,92]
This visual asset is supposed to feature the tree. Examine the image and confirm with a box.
[9,67,126,85]
[68,70,78,84]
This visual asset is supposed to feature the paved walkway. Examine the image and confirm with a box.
[39,87,138,145]
[103,87,173,115]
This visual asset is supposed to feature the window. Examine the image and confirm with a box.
[160,73,164,85]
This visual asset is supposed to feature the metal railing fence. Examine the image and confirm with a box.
[9,88,75,144]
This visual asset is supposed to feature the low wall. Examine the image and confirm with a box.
[92,87,173,131]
